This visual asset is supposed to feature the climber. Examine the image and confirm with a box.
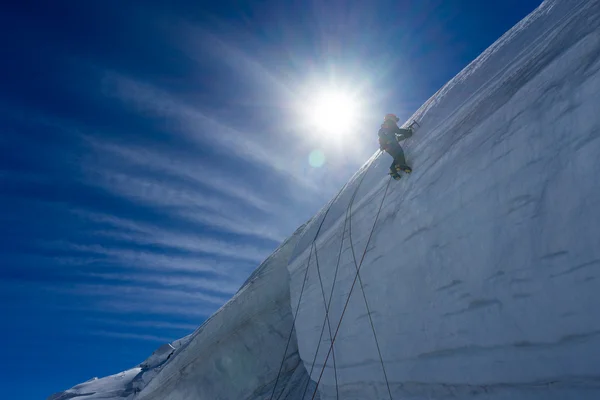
[378,113,414,180]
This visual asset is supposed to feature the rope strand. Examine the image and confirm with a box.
[270,152,383,400]
[269,170,358,400]
[300,156,377,399]
[349,182,393,399]
[311,176,393,399]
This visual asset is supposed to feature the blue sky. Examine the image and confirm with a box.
[0,0,541,398]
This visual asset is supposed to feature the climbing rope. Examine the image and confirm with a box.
[269,218,328,400]
[311,175,394,400]
[270,154,381,400]
[299,242,340,400]
[299,161,374,399]
[348,182,393,399]
[269,178,354,400]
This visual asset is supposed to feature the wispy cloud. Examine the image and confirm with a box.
[44,282,227,319]
[7,278,222,319]
[87,317,198,332]
[45,242,242,274]
[88,170,235,216]
[84,138,282,216]
[93,300,219,319]
[85,271,241,296]
[50,283,230,306]
[79,151,292,244]
[65,211,275,264]
[184,27,296,103]
[89,330,177,343]
[179,210,287,243]
[101,73,320,192]
[89,230,271,264]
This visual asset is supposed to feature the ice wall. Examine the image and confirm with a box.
[288,0,600,398]
[134,227,319,400]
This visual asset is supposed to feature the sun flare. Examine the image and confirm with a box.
[308,89,359,135]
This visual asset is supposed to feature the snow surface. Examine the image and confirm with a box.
[49,0,600,399]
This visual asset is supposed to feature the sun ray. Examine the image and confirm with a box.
[307,87,360,136]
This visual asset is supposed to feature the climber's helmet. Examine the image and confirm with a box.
[384,113,400,123]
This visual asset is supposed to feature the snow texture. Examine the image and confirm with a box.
[49,0,600,398]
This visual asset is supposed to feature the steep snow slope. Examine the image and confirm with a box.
[50,0,600,398]
[289,0,600,398]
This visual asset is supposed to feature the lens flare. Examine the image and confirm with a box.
[308,149,326,168]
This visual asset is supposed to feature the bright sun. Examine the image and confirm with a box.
[308,89,359,135]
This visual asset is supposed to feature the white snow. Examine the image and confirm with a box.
[49,0,600,399]
[48,368,142,400]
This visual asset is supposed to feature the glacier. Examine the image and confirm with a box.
[49,0,600,399]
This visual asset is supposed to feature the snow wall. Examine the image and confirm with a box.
[49,0,600,399]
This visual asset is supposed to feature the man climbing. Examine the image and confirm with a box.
[378,113,414,180]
